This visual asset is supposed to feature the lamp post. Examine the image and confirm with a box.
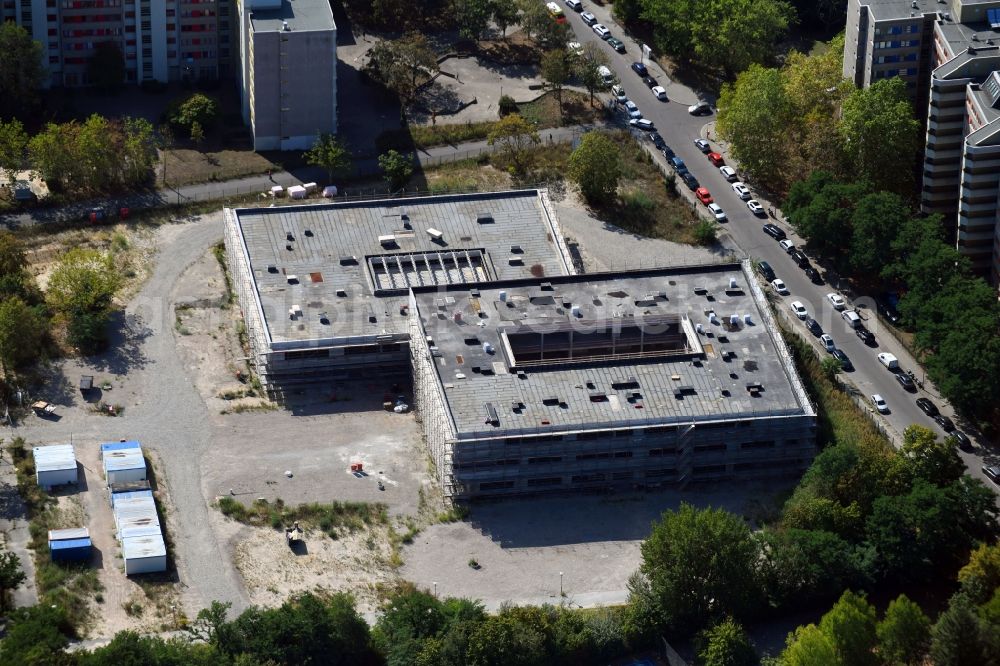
[559,571,564,596]
[433,581,438,597]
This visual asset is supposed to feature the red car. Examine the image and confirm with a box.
[695,187,713,205]
[707,152,725,167]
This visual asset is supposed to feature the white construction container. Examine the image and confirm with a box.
[287,185,307,199]
[303,182,317,193]
[33,444,78,489]
[122,534,167,575]
[102,443,146,485]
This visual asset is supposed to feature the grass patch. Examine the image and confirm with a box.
[6,437,103,634]
[217,496,388,539]
[212,241,234,307]
[161,148,276,188]
[517,90,606,128]
[585,131,701,245]
[377,122,496,153]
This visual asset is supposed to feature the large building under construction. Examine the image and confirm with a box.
[224,191,816,497]
[409,264,816,498]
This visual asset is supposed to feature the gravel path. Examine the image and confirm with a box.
[6,212,249,617]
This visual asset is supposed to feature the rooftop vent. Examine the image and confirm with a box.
[286,231,294,241]
[304,229,313,237]
[339,255,358,265]
[282,19,290,30]
[477,212,494,224]
[484,403,500,426]
[540,282,553,291]
[427,228,444,241]
[287,275,299,284]
[510,244,523,253]
[911,0,917,7]
[379,234,396,247]
[267,264,277,273]
[336,288,347,297]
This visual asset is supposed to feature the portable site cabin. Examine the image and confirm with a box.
[121,534,167,575]
[33,444,78,490]
[48,527,91,562]
[108,479,151,505]
[112,492,160,541]
[101,440,146,485]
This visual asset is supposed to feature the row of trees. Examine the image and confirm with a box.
[1,588,631,665]
[623,420,999,649]
[773,542,1000,665]
[716,38,920,198]
[0,114,158,194]
[613,0,796,77]
[783,172,1000,422]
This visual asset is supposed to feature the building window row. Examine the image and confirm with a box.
[61,0,121,7]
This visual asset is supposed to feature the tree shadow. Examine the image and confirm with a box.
[85,310,152,374]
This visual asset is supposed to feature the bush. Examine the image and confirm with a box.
[499,94,518,116]
[694,220,718,246]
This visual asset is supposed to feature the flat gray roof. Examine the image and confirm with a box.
[249,0,335,33]
[411,264,814,438]
[862,0,940,22]
[230,190,573,347]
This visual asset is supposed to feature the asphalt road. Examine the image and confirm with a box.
[560,2,999,491]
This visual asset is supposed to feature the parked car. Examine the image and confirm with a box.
[624,100,642,118]
[895,372,916,392]
[732,182,752,200]
[747,200,765,216]
[842,310,861,329]
[762,223,785,240]
[983,465,1000,485]
[790,249,810,268]
[565,0,583,10]
[877,352,899,370]
[695,187,713,205]
[707,152,724,167]
[779,239,795,254]
[757,261,775,281]
[916,397,939,417]
[805,317,822,336]
[631,62,648,76]
[832,349,853,371]
[629,118,654,131]
[669,156,687,173]
[950,431,973,452]
[719,165,737,181]
[612,84,627,103]
[934,414,955,432]
[707,203,727,222]
[790,301,808,319]
[661,144,675,159]
[651,86,668,100]
[581,11,597,24]
[805,267,824,284]
[642,75,657,88]
[871,394,889,414]
[12,181,36,203]
[825,293,846,310]
[680,172,700,190]
[820,334,836,352]
[607,36,626,52]
[688,101,712,115]
[855,324,875,346]
[592,23,610,38]
[771,278,788,294]
[694,138,710,153]
[876,295,902,325]
[649,132,665,149]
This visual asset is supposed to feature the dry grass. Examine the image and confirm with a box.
[517,90,607,128]
[161,148,276,187]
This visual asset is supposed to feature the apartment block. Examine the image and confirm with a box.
[0,0,232,85]
[845,0,1000,284]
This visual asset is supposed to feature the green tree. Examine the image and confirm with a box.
[487,114,540,177]
[46,248,123,352]
[189,121,205,146]
[818,590,878,666]
[77,631,217,665]
[492,1,521,40]
[899,425,964,487]
[169,93,219,134]
[29,122,81,192]
[304,133,353,182]
[378,149,413,191]
[848,192,909,281]
[568,131,622,204]
[120,117,157,187]
[929,594,989,666]
[454,0,493,40]
[958,542,1000,604]
[0,118,28,185]
[466,611,546,666]
[86,41,125,92]
[838,78,919,196]
[638,0,696,61]
[779,623,838,666]
[698,617,757,666]
[575,42,610,105]
[374,589,447,666]
[692,0,795,78]
[782,178,863,270]
[613,0,642,24]
[0,22,45,120]
[540,49,571,123]
[0,604,73,665]
[820,356,842,379]
[876,594,930,666]
[758,528,862,608]
[694,220,718,246]
[0,297,45,375]
[0,549,25,611]
[633,503,762,635]
[717,64,792,190]
[76,114,120,191]
[0,231,40,304]
[365,33,438,115]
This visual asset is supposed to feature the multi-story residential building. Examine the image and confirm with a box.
[845,0,1000,285]
[234,0,336,150]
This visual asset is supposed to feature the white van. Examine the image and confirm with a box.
[598,65,614,86]
[877,353,899,371]
[841,310,861,329]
